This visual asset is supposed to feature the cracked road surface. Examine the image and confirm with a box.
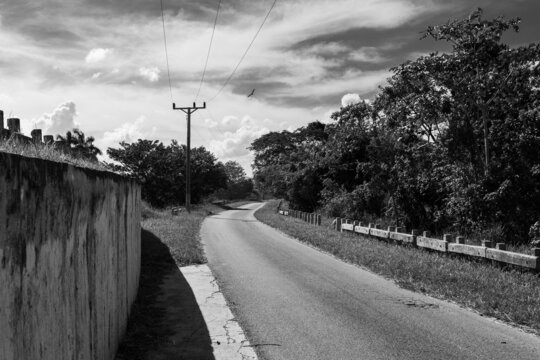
[201,202,540,360]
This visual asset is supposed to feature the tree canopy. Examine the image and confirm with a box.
[212,160,254,200]
[107,139,227,208]
[251,9,540,243]
[56,128,102,161]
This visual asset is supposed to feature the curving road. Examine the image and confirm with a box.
[201,202,540,360]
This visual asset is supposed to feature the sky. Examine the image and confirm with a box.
[0,0,539,175]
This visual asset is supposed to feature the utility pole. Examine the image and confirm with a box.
[173,102,206,213]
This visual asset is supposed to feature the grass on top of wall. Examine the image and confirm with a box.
[0,141,109,171]
[255,200,540,335]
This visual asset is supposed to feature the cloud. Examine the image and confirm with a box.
[299,42,350,57]
[341,93,362,107]
[208,115,269,160]
[33,102,79,136]
[85,48,112,63]
[205,115,245,133]
[262,69,388,108]
[272,0,450,48]
[102,116,147,145]
[138,67,160,82]
[349,47,387,63]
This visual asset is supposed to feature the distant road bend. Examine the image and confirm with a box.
[201,202,540,360]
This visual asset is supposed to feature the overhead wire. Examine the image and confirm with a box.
[195,0,223,102]
[208,0,278,102]
[160,0,174,103]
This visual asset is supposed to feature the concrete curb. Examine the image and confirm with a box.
[180,265,258,360]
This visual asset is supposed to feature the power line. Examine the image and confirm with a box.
[160,0,174,102]
[195,0,222,102]
[209,0,278,102]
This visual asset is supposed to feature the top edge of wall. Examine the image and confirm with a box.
[0,151,138,184]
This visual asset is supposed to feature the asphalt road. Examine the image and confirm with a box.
[201,202,540,360]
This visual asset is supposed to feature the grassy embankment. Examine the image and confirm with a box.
[116,202,223,359]
[255,200,540,334]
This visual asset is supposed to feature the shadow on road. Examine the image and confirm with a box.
[208,216,258,223]
[116,229,215,360]
[212,201,255,211]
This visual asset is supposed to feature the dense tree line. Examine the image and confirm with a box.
[107,139,253,208]
[212,161,254,201]
[250,9,540,243]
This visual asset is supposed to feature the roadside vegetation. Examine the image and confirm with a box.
[250,9,540,245]
[255,200,540,334]
[139,202,223,266]
[107,140,254,208]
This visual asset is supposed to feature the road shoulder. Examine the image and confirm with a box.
[180,265,259,360]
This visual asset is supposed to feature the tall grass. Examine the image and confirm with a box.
[140,202,222,266]
[0,141,109,171]
[256,200,540,334]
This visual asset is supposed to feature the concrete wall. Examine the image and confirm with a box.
[0,152,141,360]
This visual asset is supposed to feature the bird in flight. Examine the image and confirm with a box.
[248,89,255,98]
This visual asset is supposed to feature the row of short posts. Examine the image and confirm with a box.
[289,209,321,226]
[0,110,52,144]
[334,218,369,232]
[334,219,540,257]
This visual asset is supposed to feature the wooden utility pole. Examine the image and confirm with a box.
[173,102,206,212]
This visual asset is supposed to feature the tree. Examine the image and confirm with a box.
[72,128,102,161]
[224,161,247,185]
[56,128,102,161]
[250,122,328,211]
[250,9,540,242]
[107,139,227,207]
[212,161,254,200]
[250,130,296,199]
[56,130,75,146]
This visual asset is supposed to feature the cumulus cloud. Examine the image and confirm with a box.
[33,101,79,136]
[341,93,362,107]
[138,67,160,82]
[208,115,269,160]
[85,48,112,63]
[102,116,147,145]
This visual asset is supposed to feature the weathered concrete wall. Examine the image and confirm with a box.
[0,152,141,360]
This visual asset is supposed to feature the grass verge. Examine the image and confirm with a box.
[255,200,540,334]
[140,203,222,267]
[116,202,222,360]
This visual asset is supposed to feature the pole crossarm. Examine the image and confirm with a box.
[173,102,206,114]
[172,102,206,213]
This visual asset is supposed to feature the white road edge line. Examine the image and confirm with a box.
[180,264,259,360]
